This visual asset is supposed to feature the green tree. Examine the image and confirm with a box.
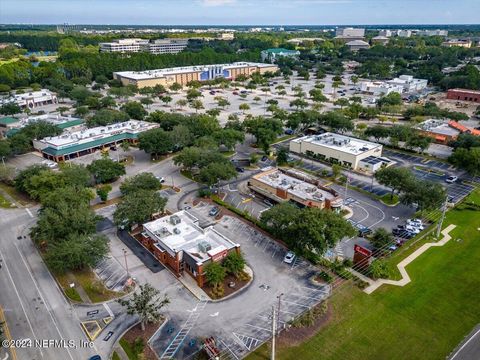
[371,228,393,251]
[369,259,392,280]
[140,97,153,108]
[0,139,11,158]
[204,261,226,292]
[449,147,480,176]
[331,164,342,179]
[239,103,250,114]
[276,147,289,166]
[375,166,414,199]
[223,252,246,278]
[118,283,169,331]
[87,158,126,184]
[190,99,204,113]
[290,98,309,110]
[45,233,109,273]
[87,109,129,127]
[120,172,161,195]
[160,95,173,107]
[138,128,173,157]
[121,101,147,120]
[96,184,112,202]
[401,180,446,211]
[169,82,182,92]
[198,162,237,186]
[114,190,167,228]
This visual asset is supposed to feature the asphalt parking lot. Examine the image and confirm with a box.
[149,215,331,360]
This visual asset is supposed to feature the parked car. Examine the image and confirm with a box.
[445,175,458,183]
[283,251,296,264]
[407,218,423,226]
[235,167,245,173]
[232,91,239,95]
[240,90,248,94]
[405,225,420,234]
[209,90,215,95]
[263,199,274,207]
[261,155,268,162]
[156,176,165,183]
[284,129,294,135]
[209,206,220,217]
[89,356,102,360]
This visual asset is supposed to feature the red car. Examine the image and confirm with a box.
[232,91,239,95]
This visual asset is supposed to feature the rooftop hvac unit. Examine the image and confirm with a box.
[198,241,212,253]
[170,215,181,225]
[173,228,181,235]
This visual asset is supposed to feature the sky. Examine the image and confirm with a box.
[1,0,479,25]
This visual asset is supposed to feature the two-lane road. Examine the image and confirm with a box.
[0,207,96,360]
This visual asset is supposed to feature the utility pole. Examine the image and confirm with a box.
[276,293,284,335]
[343,175,349,209]
[271,305,276,360]
[436,195,449,238]
[122,248,129,278]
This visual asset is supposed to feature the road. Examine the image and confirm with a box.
[449,325,480,360]
[0,207,96,360]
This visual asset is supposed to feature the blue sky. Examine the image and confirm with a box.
[1,0,479,25]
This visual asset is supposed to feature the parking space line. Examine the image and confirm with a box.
[244,323,272,332]
[281,299,310,308]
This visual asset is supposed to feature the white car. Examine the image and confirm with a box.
[407,219,424,228]
[156,176,165,183]
[405,225,420,234]
[445,176,458,183]
[283,251,296,264]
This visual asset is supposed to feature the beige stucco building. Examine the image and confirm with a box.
[289,133,384,171]
[248,167,342,210]
[113,62,279,88]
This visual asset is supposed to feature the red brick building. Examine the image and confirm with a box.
[446,88,480,103]
[140,211,240,287]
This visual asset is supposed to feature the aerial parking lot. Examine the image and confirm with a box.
[149,214,331,360]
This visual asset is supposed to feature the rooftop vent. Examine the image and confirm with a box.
[170,215,181,225]
[198,241,212,253]
[173,228,181,235]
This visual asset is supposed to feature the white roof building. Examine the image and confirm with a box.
[143,211,239,265]
[290,133,385,171]
[1,89,57,109]
[360,81,404,96]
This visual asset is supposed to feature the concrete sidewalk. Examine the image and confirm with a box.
[364,224,456,294]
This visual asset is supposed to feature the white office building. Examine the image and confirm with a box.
[397,30,412,38]
[99,38,188,54]
[0,89,57,109]
[360,81,404,96]
[387,75,428,93]
[335,27,365,38]
[289,133,387,171]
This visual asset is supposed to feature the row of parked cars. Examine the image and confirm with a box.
[392,218,425,239]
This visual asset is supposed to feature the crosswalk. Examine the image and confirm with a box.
[160,299,209,359]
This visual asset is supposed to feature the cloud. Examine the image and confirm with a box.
[200,0,236,7]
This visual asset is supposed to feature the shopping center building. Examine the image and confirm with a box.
[249,167,342,210]
[113,62,279,88]
[33,120,158,162]
[290,133,389,172]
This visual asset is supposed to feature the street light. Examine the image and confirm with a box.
[122,248,129,278]
[276,293,284,335]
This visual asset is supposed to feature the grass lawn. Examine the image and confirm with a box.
[112,352,121,360]
[119,338,144,360]
[0,183,31,206]
[0,193,13,208]
[379,193,399,206]
[56,268,122,303]
[248,189,480,360]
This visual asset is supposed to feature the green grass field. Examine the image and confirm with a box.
[249,189,480,360]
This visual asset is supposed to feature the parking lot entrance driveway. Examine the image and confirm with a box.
[149,216,331,360]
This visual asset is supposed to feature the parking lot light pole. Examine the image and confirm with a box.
[277,293,284,335]
[436,195,449,238]
[271,305,276,360]
[122,248,129,278]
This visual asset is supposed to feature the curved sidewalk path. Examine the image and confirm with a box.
[364,224,457,294]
